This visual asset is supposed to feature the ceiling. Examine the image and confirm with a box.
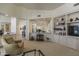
[14,3,64,10]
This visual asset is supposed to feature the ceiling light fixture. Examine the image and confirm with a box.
[5,14,8,16]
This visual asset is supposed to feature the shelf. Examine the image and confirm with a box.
[54,16,66,36]
[67,21,79,24]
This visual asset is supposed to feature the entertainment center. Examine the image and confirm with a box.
[53,11,79,50]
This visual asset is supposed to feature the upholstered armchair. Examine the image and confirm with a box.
[1,34,24,55]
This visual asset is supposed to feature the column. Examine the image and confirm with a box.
[11,17,16,34]
[25,18,29,40]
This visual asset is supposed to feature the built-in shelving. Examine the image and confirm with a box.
[54,10,79,36]
[53,9,79,50]
[54,16,66,35]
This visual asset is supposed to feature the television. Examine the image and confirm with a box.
[68,25,79,36]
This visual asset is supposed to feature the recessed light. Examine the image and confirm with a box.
[5,14,8,16]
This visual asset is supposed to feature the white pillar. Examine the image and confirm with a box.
[11,17,16,34]
[25,18,29,40]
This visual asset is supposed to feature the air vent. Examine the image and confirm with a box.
[74,3,79,6]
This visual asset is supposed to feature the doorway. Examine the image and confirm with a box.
[29,17,51,41]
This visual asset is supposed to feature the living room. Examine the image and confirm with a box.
[1,3,79,56]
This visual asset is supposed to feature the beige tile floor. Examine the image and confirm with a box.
[24,40,79,56]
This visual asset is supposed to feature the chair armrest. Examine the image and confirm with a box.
[14,40,22,43]
[14,40,24,48]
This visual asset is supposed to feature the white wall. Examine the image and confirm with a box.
[47,19,53,33]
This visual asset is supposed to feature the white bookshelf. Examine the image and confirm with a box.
[54,15,66,36]
[53,11,79,50]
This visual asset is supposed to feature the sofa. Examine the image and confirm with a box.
[1,34,23,55]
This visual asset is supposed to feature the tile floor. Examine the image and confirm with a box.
[24,40,79,56]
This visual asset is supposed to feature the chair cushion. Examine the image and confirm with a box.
[5,44,23,55]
